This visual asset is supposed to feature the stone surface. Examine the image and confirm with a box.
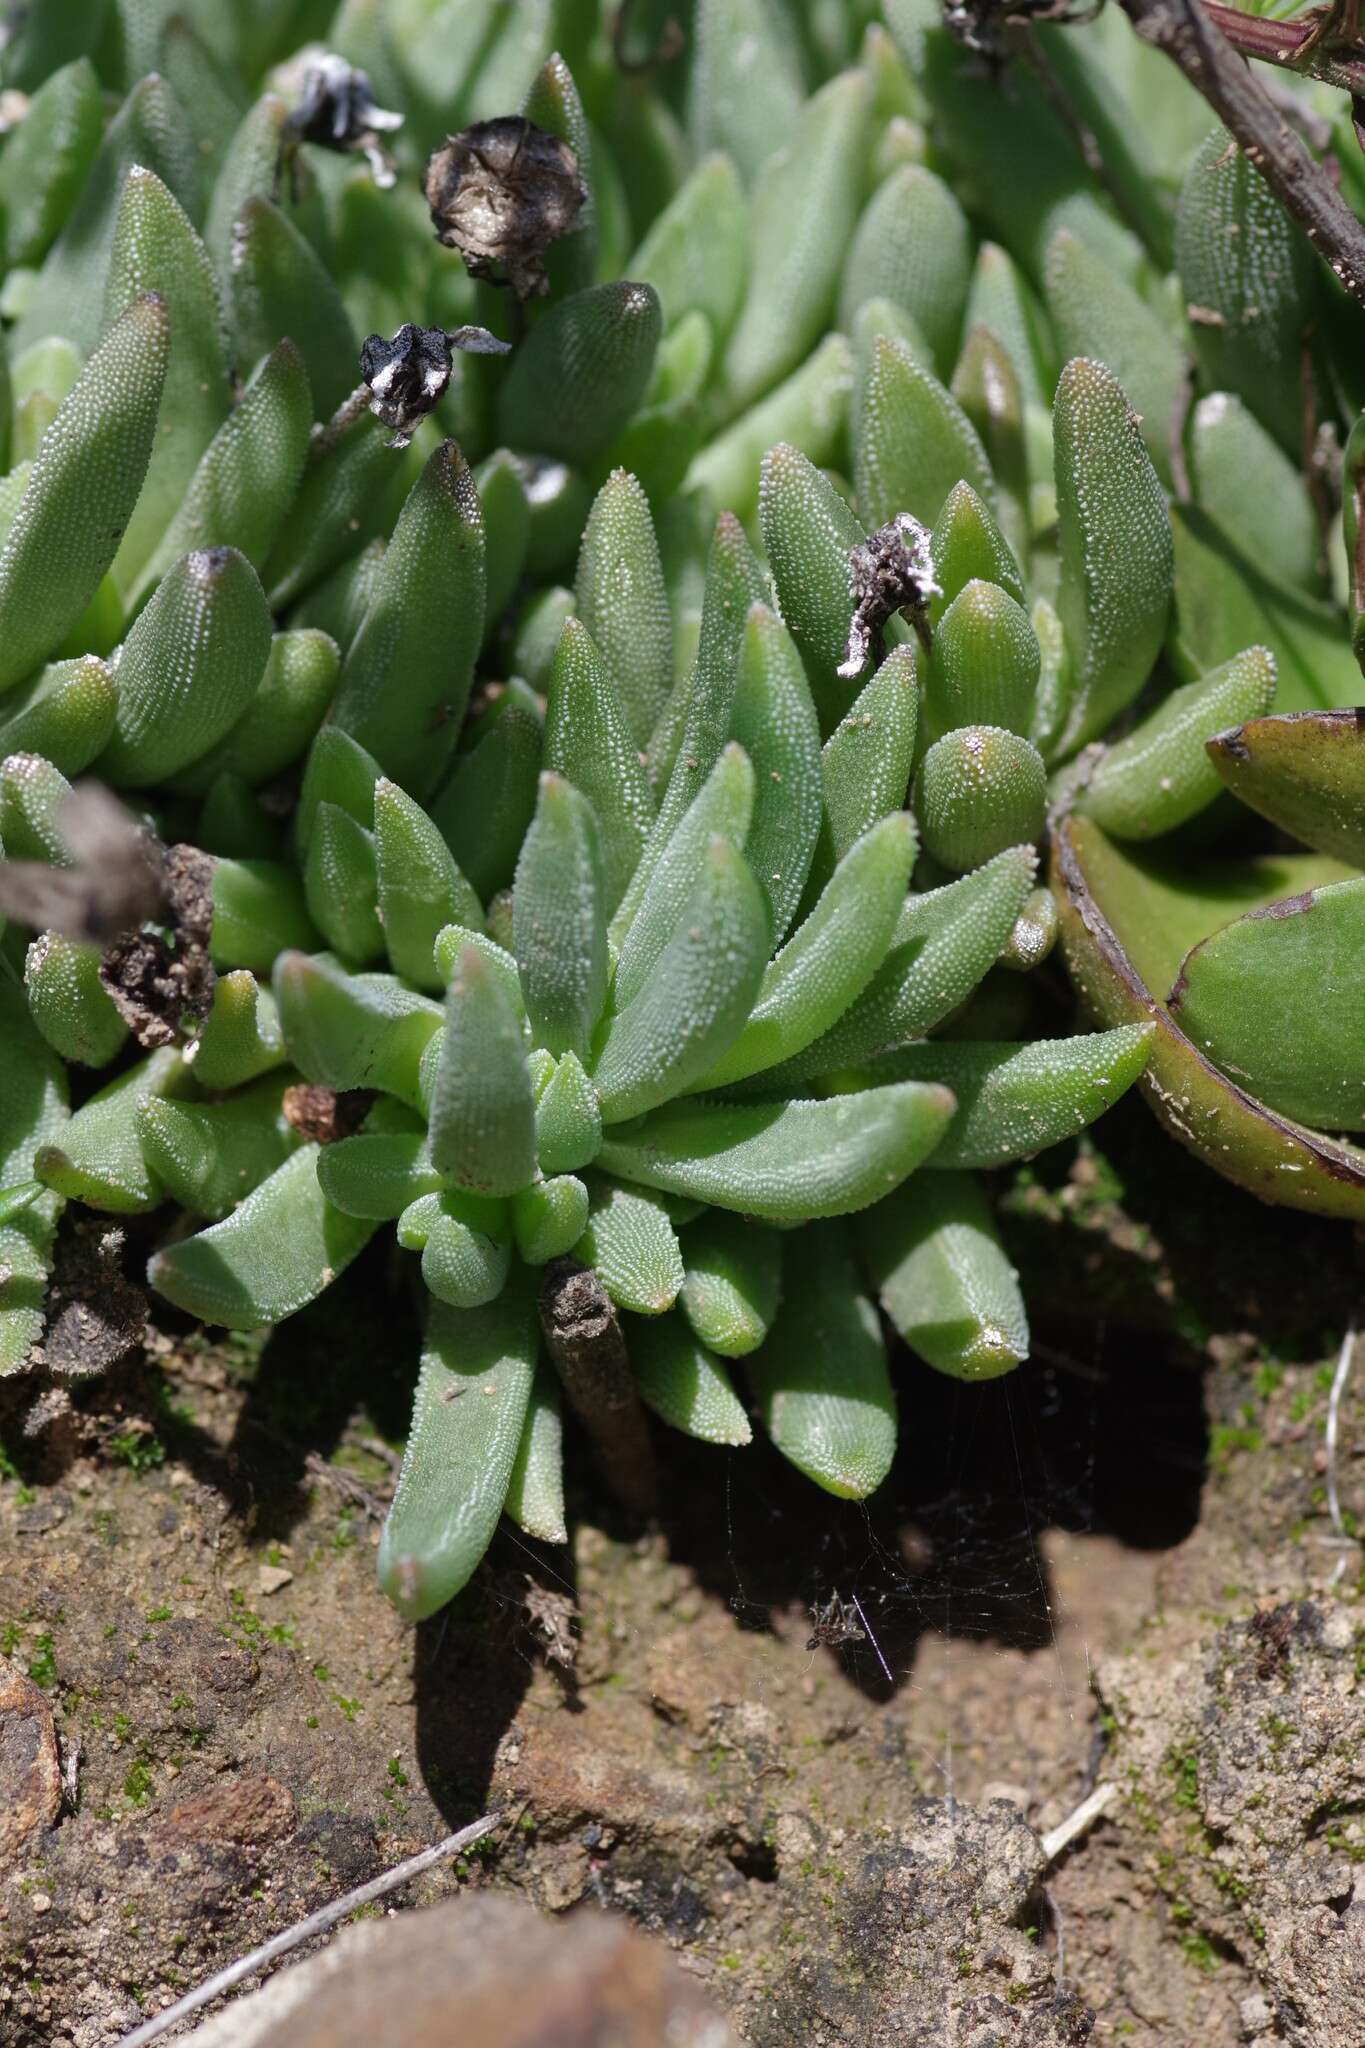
[180,1895,738,2048]
[0,1653,61,1868]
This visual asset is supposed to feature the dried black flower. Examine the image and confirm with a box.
[283,53,404,187]
[425,116,587,301]
[98,843,216,1049]
[839,513,941,680]
[358,321,511,447]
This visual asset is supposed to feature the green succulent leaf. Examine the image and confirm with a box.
[1188,392,1320,598]
[841,163,972,377]
[430,706,542,907]
[1054,356,1173,752]
[210,857,321,974]
[315,1127,441,1222]
[24,933,127,1068]
[915,725,1047,874]
[748,1223,896,1497]
[759,440,868,732]
[513,772,608,1063]
[0,293,169,696]
[854,332,995,531]
[534,1050,604,1177]
[272,952,441,1108]
[927,581,1039,743]
[0,657,116,778]
[631,1312,751,1445]
[543,617,655,917]
[597,1079,956,1222]
[498,281,662,471]
[629,151,749,343]
[1073,646,1278,840]
[504,1366,567,1546]
[378,1279,539,1622]
[592,835,770,1122]
[429,943,538,1198]
[420,1196,512,1309]
[0,982,67,1376]
[175,628,339,798]
[189,970,285,1090]
[577,1175,684,1314]
[137,1073,300,1220]
[688,0,804,185]
[686,333,853,528]
[511,1173,590,1266]
[376,778,483,992]
[862,1169,1028,1381]
[35,1047,189,1214]
[678,1210,782,1357]
[228,194,357,417]
[0,57,104,271]
[333,441,486,799]
[574,468,674,753]
[303,803,383,966]
[1205,708,1365,866]
[727,603,822,943]
[930,482,1026,616]
[613,741,753,1008]
[1043,229,1182,486]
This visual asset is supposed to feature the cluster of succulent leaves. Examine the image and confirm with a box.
[4,0,1365,1616]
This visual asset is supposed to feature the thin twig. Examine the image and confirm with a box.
[1203,0,1365,97]
[303,1450,390,1520]
[114,1814,501,2048]
[1039,1781,1117,1864]
[1324,1323,1357,1582]
[1117,0,1365,309]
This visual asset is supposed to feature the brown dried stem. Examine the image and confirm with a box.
[537,1257,658,1518]
[1115,0,1365,309]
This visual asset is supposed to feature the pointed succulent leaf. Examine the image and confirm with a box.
[1171,505,1355,713]
[103,166,232,594]
[228,195,357,416]
[631,1314,751,1445]
[963,241,1053,412]
[0,983,67,1376]
[297,727,381,851]
[521,51,598,296]
[721,70,870,412]
[35,1047,189,1213]
[679,1211,781,1358]
[949,328,1030,555]
[378,1280,539,1622]
[474,451,530,642]
[25,934,127,1068]
[1051,812,1365,1219]
[930,483,1026,616]
[210,858,320,973]
[0,57,104,270]
[504,1367,567,1545]
[272,952,441,1108]
[771,844,1037,1080]
[148,1143,377,1328]
[0,750,74,861]
[513,773,607,1062]
[430,944,538,1197]
[375,778,482,992]
[999,885,1060,973]
[190,970,285,1090]
[724,605,823,944]
[927,581,1039,742]
[862,1170,1028,1381]
[576,1176,684,1315]
[840,163,972,377]
[759,441,868,732]
[333,441,486,798]
[1175,127,1316,455]
[748,1224,895,1497]
[1044,229,1183,484]
[854,333,995,531]
[543,618,655,917]
[316,1129,442,1220]
[1168,878,1365,1131]
[1074,646,1277,839]
[0,657,116,777]
[98,546,273,786]
[264,414,393,609]
[175,629,339,798]
[688,0,804,184]
[534,1051,604,1176]
[302,803,383,965]
[596,1079,956,1222]
[698,814,917,1089]
[623,513,768,927]
[136,338,313,602]
[574,469,675,753]
[421,1197,513,1309]
[498,282,662,471]
[1190,393,1318,598]
[1205,708,1365,866]
[614,742,753,1008]
[431,927,524,1014]
[592,836,770,1122]
[512,1174,590,1265]
[871,1027,1156,1169]
[14,74,198,355]
[686,333,853,529]
[628,151,749,343]
[137,1074,300,1220]
[819,645,919,880]
[1054,357,1173,751]
[292,541,387,658]
[430,706,541,906]
[0,293,169,696]
[916,726,1047,874]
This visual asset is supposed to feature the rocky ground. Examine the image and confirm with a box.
[2,1091,1364,2046]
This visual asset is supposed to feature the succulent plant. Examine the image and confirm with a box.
[5,0,1365,1614]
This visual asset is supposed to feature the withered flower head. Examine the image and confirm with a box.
[285,53,404,187]
[359,321,511,448]
[839,512,942,680]
[424,115,587,301]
